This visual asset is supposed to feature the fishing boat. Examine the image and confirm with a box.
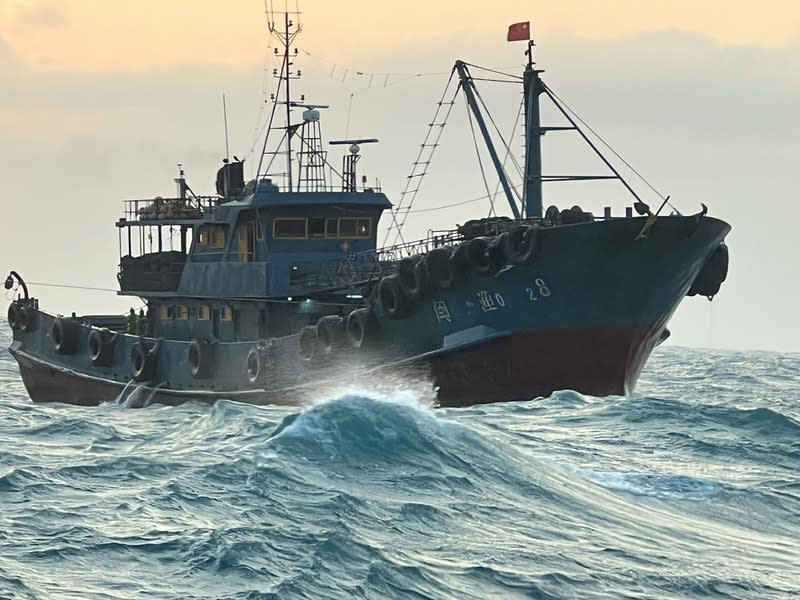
[4,12,730,408]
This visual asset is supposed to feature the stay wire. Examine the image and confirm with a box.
[544,84,680,214]
[488,97,525,218]
[464,96,496,218]
[406,184,523,214]
[473,84,524,184]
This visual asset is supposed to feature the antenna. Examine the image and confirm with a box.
[329,138,379,192]
[257,0,304,192]
[222,93,231,161]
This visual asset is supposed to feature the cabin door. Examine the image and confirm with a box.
[239,221,256,262]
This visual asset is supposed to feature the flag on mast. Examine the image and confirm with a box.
[507,21,530,42]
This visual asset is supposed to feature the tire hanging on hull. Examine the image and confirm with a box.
[51,317,79,355]
[88,328,114,367]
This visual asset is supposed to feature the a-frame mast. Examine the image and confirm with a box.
[454,61,521,220]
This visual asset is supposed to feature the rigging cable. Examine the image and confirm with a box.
[463,93,496,219]
[544,84,680,214]
[488,97,525,218]
[406,184,523,214]
[382,69,459,247]
[473,83,525,187]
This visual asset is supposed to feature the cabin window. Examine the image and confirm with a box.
[160,305,171,320]
[198,226,227,248]
[175,305,189,320]
[338,218,371,239]
[273,218,307,239]
[198,305,211,321]
[220,306,234,322]
[325,218,338,238]
[308,218,325,238]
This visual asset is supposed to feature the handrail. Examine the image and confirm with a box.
[120,196,219,223]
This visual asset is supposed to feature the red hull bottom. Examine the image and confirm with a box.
[13,324,660,408]
[431,324,660,407]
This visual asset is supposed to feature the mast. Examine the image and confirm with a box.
[257,2,303,191]
[283,10,293,191]
[522,40,544,219]
[454,60,521,220]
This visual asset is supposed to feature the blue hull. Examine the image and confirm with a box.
[7,215,730,407]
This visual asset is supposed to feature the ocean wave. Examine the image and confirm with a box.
[1,346,799,598]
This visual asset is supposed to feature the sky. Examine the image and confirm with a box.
[1,0,799,352]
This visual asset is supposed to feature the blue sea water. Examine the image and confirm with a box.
[1,322,799,599]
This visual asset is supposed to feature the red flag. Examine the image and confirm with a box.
[507,21,530,42]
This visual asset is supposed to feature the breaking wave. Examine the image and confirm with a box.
[0,328,799,598]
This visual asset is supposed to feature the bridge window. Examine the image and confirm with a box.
[220,306,233,322]
[175,305,189,320]
[325,218,338,238]
[273,217,371,240]
[308,218,325,238]
[338,218,371,239]
[160,305,171,320]
[273,218,307,239]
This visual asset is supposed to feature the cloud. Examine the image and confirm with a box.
[0,28,797,350]
[10,0,68,30]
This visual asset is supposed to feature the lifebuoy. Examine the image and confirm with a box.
[500,225,538,265]
[425,247,455,290]
[379,275,412,319]
[18,304,36,333]
[316,315,343,353]
[299,325,318,361]
[188,339,213,378]
[397,256,427,300]
[88,328,114,367]
[51,317,79,355]
[466,237,503,277]
[7,303,20,331]
[346,308,375,349]
[130,342,154,381]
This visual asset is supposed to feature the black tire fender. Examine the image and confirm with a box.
[130,341,154,381]
[449,243,472,284]
[379,275,412,319]
[426,247,455,290]
[51,317,79,355]
[316,315,343,354]
[18,304,37,333]
[246,347,263,384]
[299,325,318,361]
[7,303,20,331]
[346,308,376,349]
[88,328,114,367]
[500,225,538,265]
[466,237,502,277]
[188,339,213,379]
[397,256,427,301]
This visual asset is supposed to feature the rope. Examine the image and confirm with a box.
[28,282,118,293]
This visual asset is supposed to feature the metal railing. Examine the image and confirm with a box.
[121,196,218,223]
